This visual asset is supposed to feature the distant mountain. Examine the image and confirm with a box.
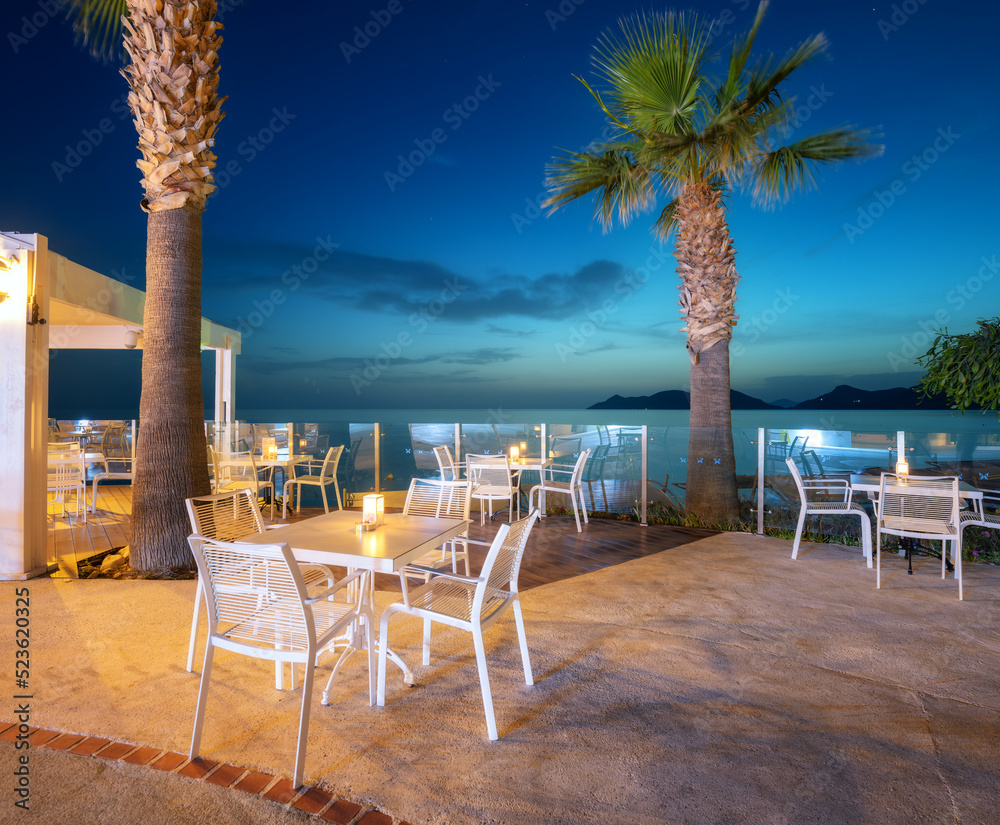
[793,384,957,410]
[769,398,798,409]
[588,389,779,410]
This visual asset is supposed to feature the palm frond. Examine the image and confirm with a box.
[544,148,654,231]
[652,197,680,241]
[715,0,768,107]
[62,0,129,62]
[591,11,715,136]
[750,127,883,204]
[743,33,829,117]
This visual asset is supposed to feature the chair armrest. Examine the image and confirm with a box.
[402,565,481,585]
[452,537,491,548]
[303,568,366,604]
[801,478,851,503]
[540,463,575,480]
[290,459,323,478]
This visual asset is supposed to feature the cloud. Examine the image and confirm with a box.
[241,346,521,377]
[203,240,630,325]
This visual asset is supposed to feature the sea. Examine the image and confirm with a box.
[57,407,1000,504]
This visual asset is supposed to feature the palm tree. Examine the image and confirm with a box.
[545,2,879,523]
[67,0,224,571]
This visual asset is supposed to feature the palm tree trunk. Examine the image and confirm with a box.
[675,182,740,523]
[686,340,739,522]
[130,203,211,571]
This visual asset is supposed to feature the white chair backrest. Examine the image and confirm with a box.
[47,450,84,485]
[785,457,807,503]
[186,489,266,541]
[403,478,471,519]
[214,450,261,492]
[569,449,591,483]
[188,537,310,649]
[318,445,344,480]
[878,473,959,532]
[433,445,459,481]
[478,511,539,601]
[467,455,512,490]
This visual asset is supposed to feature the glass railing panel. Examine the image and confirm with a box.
[904,429,1000,490]
[645,426,686,518]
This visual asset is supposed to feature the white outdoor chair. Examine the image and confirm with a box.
[528,448,591,532]
[785,457,872,567]
[91,424,135,513]
[960,492,1000,555]
[47,445,87,521]
[211,448,276,519]
[282,445,344,518]
[467,454,517,524]
[185,490,337,688]
[377,510,540,740]
[433,444,463,481]
[188,536,375,789]
[400,477,485,582]
[876,473,962,599]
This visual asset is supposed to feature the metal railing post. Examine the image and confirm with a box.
[374,423,381,493]
[757,427,766,536]
[640,425,648,526]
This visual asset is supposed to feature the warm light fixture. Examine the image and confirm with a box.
[261,437,277,461]
[0,250,18,302]
[362,494,384,528]
[895,458,909,476]
[123,328,139,349]
[510,445,520,459]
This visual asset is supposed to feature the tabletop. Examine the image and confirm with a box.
[850,473,983,500]
[243,510,470,573]
[48,451,104,464]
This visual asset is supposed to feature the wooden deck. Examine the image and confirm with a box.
[50,483,718,585]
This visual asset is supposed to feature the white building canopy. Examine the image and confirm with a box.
[0,231,240,579]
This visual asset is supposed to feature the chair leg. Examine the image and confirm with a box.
[472,626,498,740]
[186,579,205,673]
[333,479,343,510]
[363,608,377,705]
[422,618,432,666]
[282,480,292,519]
[320,485,329,514]
[512,598,533,686]
[292,658,315,788]
[857,512,873,568]
[190,642,215,757]
[792,506,808,559]
[876,531,882,590]
[956,539,963,601]
[376,610,393,706]
[579,486,589,525]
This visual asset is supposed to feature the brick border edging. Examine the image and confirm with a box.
[0,722,406,825]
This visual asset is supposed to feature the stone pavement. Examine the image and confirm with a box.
[3,529,999,824]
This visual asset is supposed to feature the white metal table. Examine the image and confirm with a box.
[850,473,983,568]
[245,510,470,685]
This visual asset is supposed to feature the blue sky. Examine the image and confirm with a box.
[3,0,998,414]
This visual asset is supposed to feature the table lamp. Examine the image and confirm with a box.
[262,437,277,462]
[362,494,384,528]
[510,445,520,460]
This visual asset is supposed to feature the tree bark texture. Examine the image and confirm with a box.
[674,182,740,523]
[131,204,211,571]
[686,340,740,522]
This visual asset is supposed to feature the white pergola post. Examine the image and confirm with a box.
[0,233,51,580]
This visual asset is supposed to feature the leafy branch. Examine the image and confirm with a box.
[917,317,1000,413]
